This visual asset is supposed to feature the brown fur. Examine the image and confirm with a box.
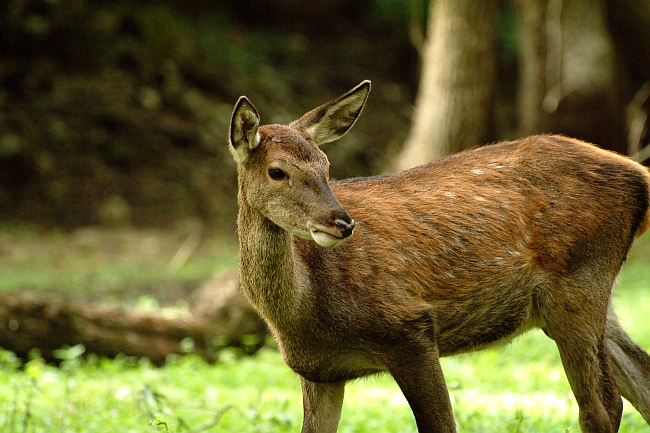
[229,81,650,433]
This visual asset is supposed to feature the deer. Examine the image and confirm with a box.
[228,80,650,433]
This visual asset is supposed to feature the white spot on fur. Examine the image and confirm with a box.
[487,162,504,169]
[474,195,486,202]
[444,192,456,199]
[471,168,484,175]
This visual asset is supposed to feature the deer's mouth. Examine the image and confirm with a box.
[309,224,347,248]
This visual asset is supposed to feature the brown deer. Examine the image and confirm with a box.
[228,80,650,433]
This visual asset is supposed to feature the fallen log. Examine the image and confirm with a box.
[0,272,268,365]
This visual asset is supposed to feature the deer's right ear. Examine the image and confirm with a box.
[229,96,261,164]
[290,80,371,145]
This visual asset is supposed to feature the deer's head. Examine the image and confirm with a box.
[229,81,371,247]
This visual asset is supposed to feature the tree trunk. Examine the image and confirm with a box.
[392,0,499,171]
[515,0,626,153]
[0,272,268,365]
[516,0,548,135]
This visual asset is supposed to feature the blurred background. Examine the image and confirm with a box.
[0,0,649,361]
[2,0,649,232]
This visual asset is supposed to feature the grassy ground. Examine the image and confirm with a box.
[0,224,237,305]
[0,227,649,432]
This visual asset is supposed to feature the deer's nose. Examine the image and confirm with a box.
[334,218,355,238]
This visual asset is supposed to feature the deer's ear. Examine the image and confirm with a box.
[229,96,261,164]
[291,80,371,145]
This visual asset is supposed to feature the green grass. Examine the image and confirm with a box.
[0,230,649,432]
[0,225,237,305]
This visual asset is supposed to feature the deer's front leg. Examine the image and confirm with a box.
[386,343,456,433]
[300,377,345,433]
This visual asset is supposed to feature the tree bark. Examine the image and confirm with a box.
[392,0,499,171]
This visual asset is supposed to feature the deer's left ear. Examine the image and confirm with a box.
[229,96,261,164]
[290,80,371,145]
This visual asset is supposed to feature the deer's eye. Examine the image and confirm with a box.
[268,168,287,180]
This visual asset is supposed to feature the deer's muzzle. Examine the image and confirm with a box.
[309,211,355,247]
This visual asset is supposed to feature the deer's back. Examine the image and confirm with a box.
[333,135,649,273]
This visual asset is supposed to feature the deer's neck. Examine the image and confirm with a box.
[236,190,306,330]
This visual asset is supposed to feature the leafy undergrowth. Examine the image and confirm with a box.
[0,232,649,432]
[1,330,648,433]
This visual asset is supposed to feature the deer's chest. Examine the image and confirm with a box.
[269,315,385,383]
